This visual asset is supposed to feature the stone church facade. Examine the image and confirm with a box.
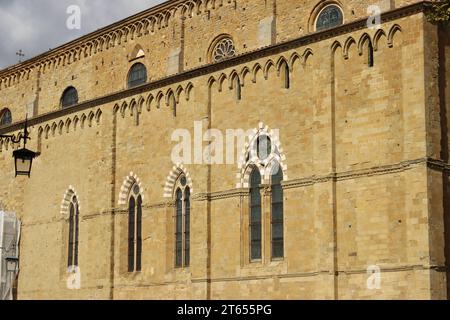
[0,0,449,299]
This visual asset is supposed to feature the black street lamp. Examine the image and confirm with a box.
[0,116,38,177]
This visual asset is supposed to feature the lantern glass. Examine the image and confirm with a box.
[13,148,36,177]
[6,257,19,273]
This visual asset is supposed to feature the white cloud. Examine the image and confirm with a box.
[0,0,164,69]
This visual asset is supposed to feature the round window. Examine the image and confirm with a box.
[212,38,236,63]
[316,5,344,31]
[180,176,187,187]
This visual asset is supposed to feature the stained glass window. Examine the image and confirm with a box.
[184,187,191,267]
[316,5,344,31]
[175,188,183,268]
[128,185,142,273]
[127,63,147,88]
[61,87,78,108]
[250,169,262,261]
[271,168,284,259]
[136,195,142,272]
[212,38,236,63]
[68,195,79,268]
[128,196,136,272]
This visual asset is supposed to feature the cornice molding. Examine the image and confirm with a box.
[0,1,431,135]
[192,188,250,201]
[0,0,186,77]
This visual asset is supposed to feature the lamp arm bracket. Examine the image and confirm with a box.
[0,134,31,144]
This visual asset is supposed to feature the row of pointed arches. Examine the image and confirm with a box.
[0,0,236,89]
[207,49,313,101]
[332,25,402,62]
[113,82,194,122]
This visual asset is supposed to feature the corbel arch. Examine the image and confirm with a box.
[388,24,402,48]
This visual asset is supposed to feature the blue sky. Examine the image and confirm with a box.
[0,0,165,69]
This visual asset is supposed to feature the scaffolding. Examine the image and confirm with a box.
[0,211,21,301]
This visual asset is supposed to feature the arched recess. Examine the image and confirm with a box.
[388,24,402,48]
[0,108,12,126]
[118,172,144,205]
[163,164,193,198]
[130,44,146,61]
[236,122,288,189]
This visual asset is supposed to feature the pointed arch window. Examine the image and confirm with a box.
[175,175,190,268]
[68,195,80,268]
[0,108,12,127]
[250,168,262,261]
[61,87,78,108]
[127,63,147,88]
[244,130,285,263]
[128,184,142,272]
[271,167,284,259]
[315,5,344,32]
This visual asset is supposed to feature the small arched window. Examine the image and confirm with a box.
[68,195,80,268]
[127,63,147,88]
[61,87,78,108]
[211,37,236,63]
[250,168,262,261]
[316,5,344,31]
[128,184,142,272]
[174,175,191,268]
[0,108,12,127]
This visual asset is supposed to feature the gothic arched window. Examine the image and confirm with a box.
[174,175,191,268]
[316,5,344,31]
[68,195,80,268]
[61,87,78,108]
[271,167,284,259]
[243,129,286,263]
[127,63,147,88]
[128,184,142,272]
[0,108,12,127]
[250,168,262,261]
[211,37,236,63]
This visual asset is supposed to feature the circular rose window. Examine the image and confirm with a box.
[212,38,236,63]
